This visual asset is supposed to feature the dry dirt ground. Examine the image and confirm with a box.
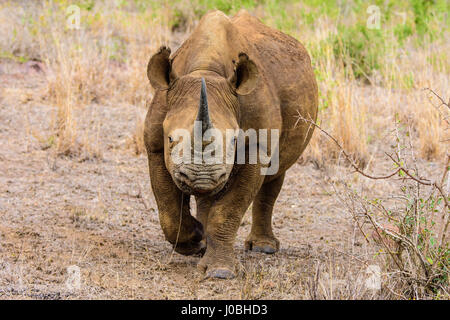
[0,59,433,300]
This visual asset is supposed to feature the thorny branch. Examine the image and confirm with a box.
[296,88,449,296]
[295,113,449,213]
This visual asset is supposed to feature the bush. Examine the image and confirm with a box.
[298,89,450,299]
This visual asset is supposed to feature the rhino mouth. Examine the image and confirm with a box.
[173,165,227,196]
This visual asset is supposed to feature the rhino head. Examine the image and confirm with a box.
[147,46,259,196]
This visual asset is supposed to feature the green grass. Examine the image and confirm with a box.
[6,0,447,82]
[332,23,386,80]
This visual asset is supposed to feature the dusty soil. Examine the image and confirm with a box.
[0,59,433,300]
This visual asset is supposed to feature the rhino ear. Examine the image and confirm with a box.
[229,52,259,96]
[147,46,178,90]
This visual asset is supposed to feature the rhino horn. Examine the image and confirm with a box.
[196,78,213,133]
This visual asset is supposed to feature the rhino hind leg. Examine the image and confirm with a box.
[245,173,285,254]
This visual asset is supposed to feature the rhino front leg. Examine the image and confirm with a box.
[198,164,264,279]
[195,196,214,251]
[195,196,213,229]
[148,152,205,256]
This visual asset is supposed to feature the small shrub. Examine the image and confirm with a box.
[300,89,449,299]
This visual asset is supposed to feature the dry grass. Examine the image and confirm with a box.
[0,1,170,158]
[298,14,448,166]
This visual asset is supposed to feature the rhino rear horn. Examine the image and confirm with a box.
[196,78,213,132]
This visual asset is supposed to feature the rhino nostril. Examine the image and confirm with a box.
[218,172,226,181]
[177,171,189,181]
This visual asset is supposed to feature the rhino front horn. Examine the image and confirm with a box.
[196,78,213,133]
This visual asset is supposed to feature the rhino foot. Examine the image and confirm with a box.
[171,217,206,256]
[174,239,206,256]
[245,235,279,254]
[206,268,235,279]
[197,251,236,280]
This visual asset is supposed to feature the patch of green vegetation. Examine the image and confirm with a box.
[189,0,256,16]
[0,50,29,63]
[412,0,433,36]
[309,0,448,80]
[394,23,414,45]
[76,0,95,11]
[170,7,186,31]
[332,23,385,80]
[271,8,297,35]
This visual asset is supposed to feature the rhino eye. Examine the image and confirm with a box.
[168,136,173,143]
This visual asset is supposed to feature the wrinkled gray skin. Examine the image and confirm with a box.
[144,10,318,279]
